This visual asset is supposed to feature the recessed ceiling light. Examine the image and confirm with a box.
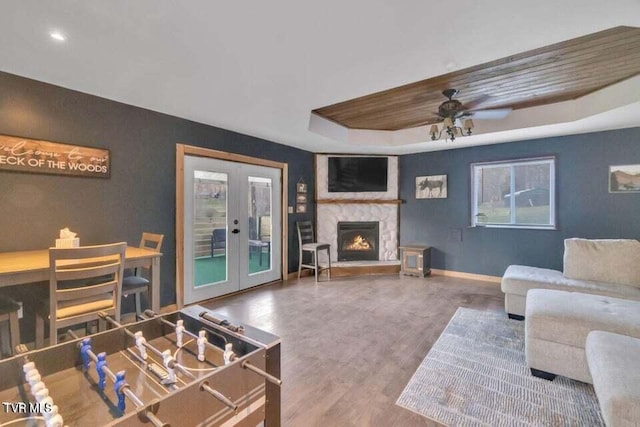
[50,31,66,42]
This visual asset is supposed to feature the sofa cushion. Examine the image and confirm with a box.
[501,265,640,300]
[563,238,640,287]
[586,331,640,427]
[525,289,640,348]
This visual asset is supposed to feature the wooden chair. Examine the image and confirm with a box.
[122,233,164,318]
[0,296,21,357]
[259,215,271,243]
[254,215,271,265]
[210,229,226,257]
[35,242,126,348]
[296,221,331,282]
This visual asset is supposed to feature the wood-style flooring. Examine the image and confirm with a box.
[202,274,504,427]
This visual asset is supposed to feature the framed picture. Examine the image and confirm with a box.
[609,164,640,193]
[296,203,307,213]
[296,193,307,203]
[416,175,447,199]
[296,183,307,193]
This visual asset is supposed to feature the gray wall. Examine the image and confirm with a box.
[0,71,315,307]
[399,127,640,276]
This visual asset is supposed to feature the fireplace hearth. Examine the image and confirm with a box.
[337,221,379,261]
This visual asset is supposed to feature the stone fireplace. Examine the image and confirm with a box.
[315,155,399,263]
[337,221,379,261]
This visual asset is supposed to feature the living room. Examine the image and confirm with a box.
[1,2,640,426]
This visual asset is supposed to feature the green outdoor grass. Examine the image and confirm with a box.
[194,253,270,287]
[478,205,550,225]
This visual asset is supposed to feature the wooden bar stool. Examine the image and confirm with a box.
[0,296,21,357]
[296,221,331,282]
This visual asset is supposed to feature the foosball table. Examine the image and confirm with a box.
[0,306,281,427]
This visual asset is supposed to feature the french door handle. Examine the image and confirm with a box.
[231,229,240,234]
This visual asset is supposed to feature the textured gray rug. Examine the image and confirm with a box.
[397,308,604,426]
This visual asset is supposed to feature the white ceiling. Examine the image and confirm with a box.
[1,1,640,154]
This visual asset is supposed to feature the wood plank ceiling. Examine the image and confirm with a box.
[312,26,640,131]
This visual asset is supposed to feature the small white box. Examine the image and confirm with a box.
[55,238,80,248]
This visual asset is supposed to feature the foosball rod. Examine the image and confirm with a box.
[142,310,226,352]
[144,410,170,427]
[199,381,238,411]
[80,340,145,409]
[241,360,283,386]
[98,313,197,380]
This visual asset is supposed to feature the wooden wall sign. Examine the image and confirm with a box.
[0,134,110,178]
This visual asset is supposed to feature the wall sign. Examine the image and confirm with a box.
[0,134,110,178]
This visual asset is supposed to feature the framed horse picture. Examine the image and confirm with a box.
[416,175,447,199]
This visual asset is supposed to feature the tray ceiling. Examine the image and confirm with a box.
[2,2,640,154]
[313,26,640,131]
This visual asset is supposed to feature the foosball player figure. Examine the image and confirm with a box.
[30,381,46,398]
[43,404,64,427]
[175,319,185,347]
[80,338,92,370]
[96,352,108,390]
[34,388,50,403]
[134,331,148,361]
[22,361,35,376]
[197,330,207,362]
[223,343,236,365]
[26,370,41,389]
[114,370,127,412]
[161,350,177,385]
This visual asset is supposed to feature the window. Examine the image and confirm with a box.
[471,157,556,229]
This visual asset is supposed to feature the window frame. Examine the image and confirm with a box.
[470,156,556,229]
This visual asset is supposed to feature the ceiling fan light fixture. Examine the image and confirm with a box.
[443,117,454,128]
[429,90,480,142]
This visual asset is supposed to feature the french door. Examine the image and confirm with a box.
[183,155,282,304]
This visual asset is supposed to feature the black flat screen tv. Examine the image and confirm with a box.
[328,156,388,192]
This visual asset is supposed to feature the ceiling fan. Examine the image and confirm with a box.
[430,89,512,141]
[436,89,511,121]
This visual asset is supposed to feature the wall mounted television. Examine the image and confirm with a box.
[328,156,388,192]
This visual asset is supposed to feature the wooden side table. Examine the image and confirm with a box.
[399,244,431,277]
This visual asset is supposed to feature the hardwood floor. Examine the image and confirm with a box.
[202,274,504,427]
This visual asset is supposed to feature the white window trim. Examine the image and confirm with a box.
[471,156,556,229]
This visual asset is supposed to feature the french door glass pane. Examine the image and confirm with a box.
[476,166,511,224]
[248,176,272,275]
[193,170,227,287]
[514,163,551,225]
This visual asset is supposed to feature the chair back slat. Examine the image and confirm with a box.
[297,221,315,245]
[56,280,118,301]
[55,261,121,281]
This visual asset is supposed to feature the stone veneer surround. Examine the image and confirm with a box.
[315,155,399,261]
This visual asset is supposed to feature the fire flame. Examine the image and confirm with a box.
[345,235,371,250]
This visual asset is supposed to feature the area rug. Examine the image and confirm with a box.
[396,308,604,426]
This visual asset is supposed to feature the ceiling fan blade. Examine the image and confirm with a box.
[468,108,512,120]
[460,94,492,110]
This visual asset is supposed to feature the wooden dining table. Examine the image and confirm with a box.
[0,246,162,313]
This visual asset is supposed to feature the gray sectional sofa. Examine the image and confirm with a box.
[501,238,640,318]
[501,238,640,427]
